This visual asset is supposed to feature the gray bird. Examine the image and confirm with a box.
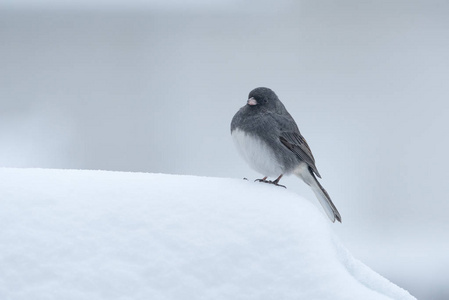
[231,87,341,223]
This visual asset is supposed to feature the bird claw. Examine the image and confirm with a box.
[254,178,268,183]
[272,182,287,188]
[254,178,287,189]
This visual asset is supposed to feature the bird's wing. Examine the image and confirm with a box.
[279,131,321,178]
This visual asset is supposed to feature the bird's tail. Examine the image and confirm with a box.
[298,167,342,223]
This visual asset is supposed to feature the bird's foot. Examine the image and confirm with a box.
[254,177,287,189]
[269,180,287,188]
[255,176,269,183]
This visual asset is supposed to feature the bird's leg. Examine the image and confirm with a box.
[255,176,269,183]
[272,174,283,184]
[271,174,286,188]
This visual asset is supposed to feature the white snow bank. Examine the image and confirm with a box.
[0,168,415,300]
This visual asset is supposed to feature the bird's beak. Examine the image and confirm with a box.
[247,97,257,106]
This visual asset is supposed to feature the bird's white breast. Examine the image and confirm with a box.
[231,128,283,177]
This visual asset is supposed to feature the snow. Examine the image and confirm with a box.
[0,168,415,300]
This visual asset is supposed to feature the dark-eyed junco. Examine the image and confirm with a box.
[231,87,341,223]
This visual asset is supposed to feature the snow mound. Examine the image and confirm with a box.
[0,168,415,300]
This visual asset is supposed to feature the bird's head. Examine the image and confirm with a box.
[247,87,280,110]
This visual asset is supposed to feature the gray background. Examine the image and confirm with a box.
[1,1,448,299]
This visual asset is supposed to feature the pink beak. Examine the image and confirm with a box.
[247,97,257,106]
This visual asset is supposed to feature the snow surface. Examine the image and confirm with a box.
[0,168,415,300]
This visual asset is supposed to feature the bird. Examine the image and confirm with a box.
[231,87,341,223]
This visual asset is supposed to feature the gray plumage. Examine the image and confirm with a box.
[231,87,341,223]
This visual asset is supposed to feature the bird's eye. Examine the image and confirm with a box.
[264,99,268,103]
